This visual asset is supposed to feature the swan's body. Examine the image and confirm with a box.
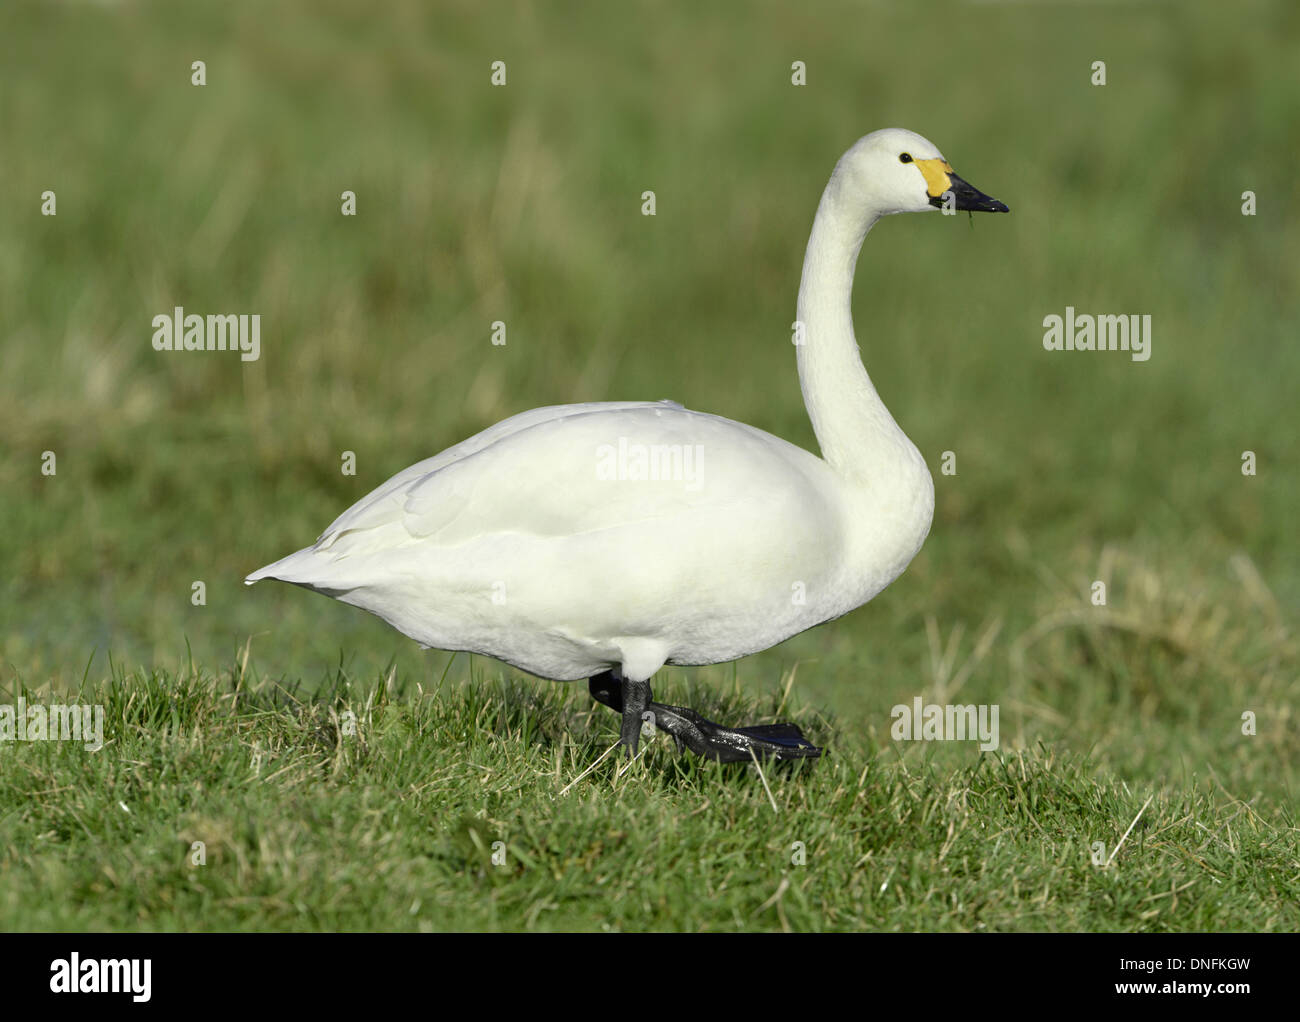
[248,398,928,681]
[248,128,1007,760]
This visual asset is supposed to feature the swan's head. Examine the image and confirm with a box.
[829,128,1009,219]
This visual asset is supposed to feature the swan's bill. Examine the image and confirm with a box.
[918,158,1009,213]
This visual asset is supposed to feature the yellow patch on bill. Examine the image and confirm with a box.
[915,158,954,198]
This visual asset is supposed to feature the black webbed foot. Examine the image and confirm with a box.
[646,701,821,762]
[588,672,821,763]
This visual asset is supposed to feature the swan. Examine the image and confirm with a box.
[246,128,1008,762]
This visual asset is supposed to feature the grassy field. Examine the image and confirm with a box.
[1,0,1296,931]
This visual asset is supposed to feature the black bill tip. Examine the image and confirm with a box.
[929,171,1009,213]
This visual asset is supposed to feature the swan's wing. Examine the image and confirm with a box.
[313,400,684,544]
[311,402,835,558]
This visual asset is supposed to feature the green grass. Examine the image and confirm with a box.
[2,661,1294,931]
[1,0,1297,930]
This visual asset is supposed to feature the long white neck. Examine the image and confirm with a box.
[795,188,918,485]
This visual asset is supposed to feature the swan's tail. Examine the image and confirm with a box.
[244,546,324,587]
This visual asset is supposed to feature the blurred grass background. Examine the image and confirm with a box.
[1,0,1297,902]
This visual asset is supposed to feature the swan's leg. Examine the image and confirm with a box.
[620,679,650,753]
[588,670,650,757]
[588,672,821,762]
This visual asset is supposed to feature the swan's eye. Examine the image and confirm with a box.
[899,153,913,164]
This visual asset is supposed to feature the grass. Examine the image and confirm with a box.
[1,0,1297,930]
[2,660,1294,932]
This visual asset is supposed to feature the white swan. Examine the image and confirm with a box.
[247,128,1008,761]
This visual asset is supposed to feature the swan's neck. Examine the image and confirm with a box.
[796,195,918,485]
